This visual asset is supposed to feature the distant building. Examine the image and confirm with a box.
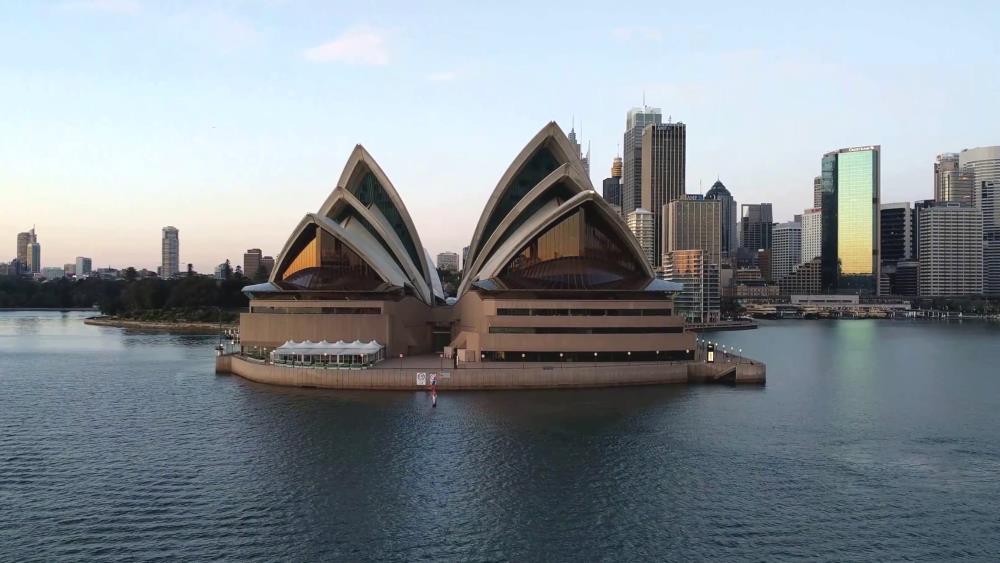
[640,121,686,267]
[626,208,655,267]
[772,221,802,281]
[934,153,973,205]
[567,124,590,177]
[879,202,914,295]
[602,155,623,211]
[436,251,460,272]
[757,249,773,283]
[739,203,773,252]
[813,176,822,209]
[894,261,919,296]
[662,196,721,266]
[244,249,263,280]
[16,231,32,272]
[918,203,983,296]
[704,180,738,257]
[63,263,76,276]
[820,145,881,294]
[161,226,180,279]
[75,256,92,277]
[622,105,662,217]
[800,208,822,265]
[981,181,1000,295]
[462,246,470,271]
[779,257,822,295]
[662,250,720,323]
[41,267,64,280]
[261,256,275,277]
[214,262,228,280]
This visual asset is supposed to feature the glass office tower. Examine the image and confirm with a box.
[821,146,880,293]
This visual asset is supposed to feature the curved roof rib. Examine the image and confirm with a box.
[457,163,591,295]
[472,190,655,287]
[463,122,593,275]
[268,213,411,290]
[324,189,433,304]
[318,145,430,285]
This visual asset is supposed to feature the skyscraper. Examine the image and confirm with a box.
[622,105,662,217]
[820,146,881,294]
[739,203,773,252]
[800,208,822,265]
[813,176,823,209]
[934,153,973,204]
[16,231,31,270]
[918,203,983,296]
[662,196,721,267]
[567,124,590,178]
[879,202,913,264]
[772,221,802,281]
[601,155,623,212]
[436,251,459,272]
[161,226,179,279]
[626,208,655,267]
[75,256,92,277]
[244,248,263,279]
[261,255,275,277]
[640,121,686,267]
[25,229,41,274]
[960,146,1000,295]
[704,180,737,257]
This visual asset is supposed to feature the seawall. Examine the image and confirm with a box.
[216,355,765,390]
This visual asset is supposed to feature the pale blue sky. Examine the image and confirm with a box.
[2,0,998,272]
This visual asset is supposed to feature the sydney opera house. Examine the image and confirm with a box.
[237,122,697,369]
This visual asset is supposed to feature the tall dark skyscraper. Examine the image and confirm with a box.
[820,146,881,294]
[601,155,622,211]
[704,180,737,257]
[640,121,686,267]
[621,106,662,217]
[739,203,773,252]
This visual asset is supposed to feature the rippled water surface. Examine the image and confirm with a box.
[2,312,1000,561]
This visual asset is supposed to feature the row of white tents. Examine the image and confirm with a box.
[272,339,385,366]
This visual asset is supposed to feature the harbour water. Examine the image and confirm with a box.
[1,312,999,560]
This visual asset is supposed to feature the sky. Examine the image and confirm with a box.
[2,0,999,273]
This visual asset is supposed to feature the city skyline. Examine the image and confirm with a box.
[2,1,999,272]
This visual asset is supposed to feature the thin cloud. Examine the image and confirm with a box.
[57,0,141,14]
[426,70,458,82]
[611,26,662,42]
[303,26,389,65]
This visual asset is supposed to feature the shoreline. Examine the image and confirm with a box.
[84,316,236,333]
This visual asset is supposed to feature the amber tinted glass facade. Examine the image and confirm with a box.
[837,150,877,275]
[498,206,646,289]
[278,226,385,290]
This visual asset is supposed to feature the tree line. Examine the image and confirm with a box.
[0,271,250,321]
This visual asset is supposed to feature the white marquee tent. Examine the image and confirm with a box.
[272,340,385,367]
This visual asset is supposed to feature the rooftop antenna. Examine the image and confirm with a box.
[642,90,646,108]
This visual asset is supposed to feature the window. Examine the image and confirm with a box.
[348,171,425,277]
[277,226,386,291]
[498,205,647,289]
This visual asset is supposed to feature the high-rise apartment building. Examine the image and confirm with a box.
[661,250,719,323]
[16,231,32,270]
[918,203,983,296]
[739,203,773,252]
[436,251,460,272]
[622,106,662,217]
[602,156,623,212]
[161,226,179,279]
[779,257,822,295]
[626,208,655,267]
[800,208,822,265]
[75,257,92,277]
[813,176,823,209]
[244,248,263,279]
[820,146,881,294]
[704,180,737,257]
[960,146,1000,295]
[640,121,686,267]
[772,221,802,281]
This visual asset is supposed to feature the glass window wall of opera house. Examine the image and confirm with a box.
[239,122,695,365]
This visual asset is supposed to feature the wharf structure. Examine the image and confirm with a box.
[217,123,765,388]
